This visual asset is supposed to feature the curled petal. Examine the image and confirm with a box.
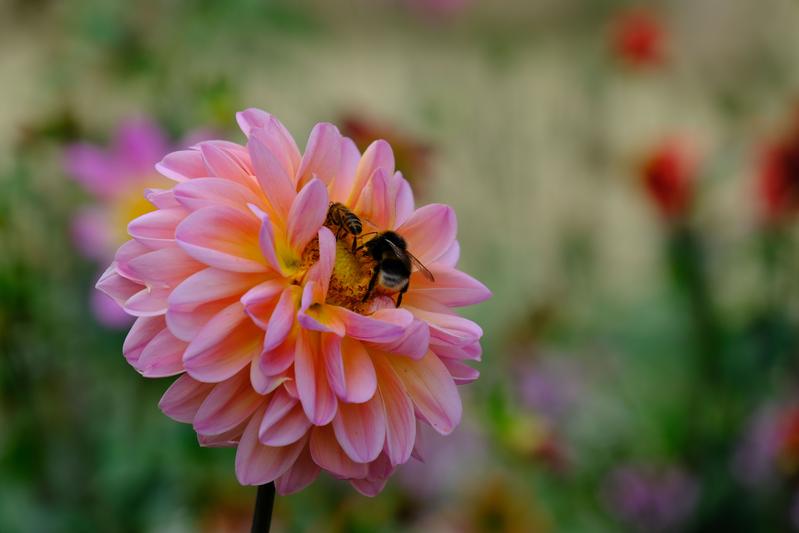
[156,149,207,182]
[334,307,413,343]
[373,355,415,465]
[159,374,214,423]
[295,329,337,425]
[194,370,264,435]
[123,315,165,366]
[249,136,296,226]
[199,142,255,190]
[170,268,263,312]
[297,123,343,188]
[173,178,262,214]
[128,207,186,248]
[236,108,301,176]
[264,286,300,352]
[123,286,170,317]
[441,358,480,384]
[136,328,187,377]
[235,405,308,486]
[125,247,202,288]
[323,335,377,403]
[409,267,491,307]
[350,453,394,497]
[349,140,395,206]
[369,319,429,360]
[309,425,369,479]
[260,332,297,377]
[96,265,143,306]
[259,390,312,446]
[332,394,386,463]
[276,445,319,495]
[396,204,456,265]
[387,351,461,435]
[286,178,328,254]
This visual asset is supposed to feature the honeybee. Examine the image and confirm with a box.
[326,202,363,251]
[361,231,435,307]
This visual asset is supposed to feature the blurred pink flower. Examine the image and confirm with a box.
[65,119,204,327]
[610,9,667,69]
[96,108,490,496]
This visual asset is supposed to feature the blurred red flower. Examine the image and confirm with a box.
[776,405,799,474]
[639,140,697,221]
[757,108,799,223]
[611,9,666,69]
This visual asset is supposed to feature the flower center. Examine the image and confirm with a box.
[300,231,380,314]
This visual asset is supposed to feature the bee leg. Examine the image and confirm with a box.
[351,235,358,253]
[395,285,408,308]
[362,269,379,303]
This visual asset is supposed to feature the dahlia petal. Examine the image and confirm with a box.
[199,142,254,189]
[260,402,312,447]
[334,307,413,343]
[235,405,308,486]
[405,299,483,347]
[264,286,300,351]
[123,315,165,366]
[441,358,480,384]
[391,172,415,228]
[305,227,336,297]
[297,123,343,188]
[136,328,187,377]
[123,286,170,317]
[176,206,267,273]
[409,267,491,307]
[260,333,297,376]
[249,205,285,274]
[96,265,143,306]
[249,136,296,225]
[369,319,429,360]
[250,358,290,395]
[431,340,482,361]
[387,351,462,435]
[373,356,416,466]
[349,140,395,206]
[114,239,151,274]
[156,149,207,182]
[170,268,263,312]
[166,298,234,342]
[258,388,296,436]
[396,204,457,265]
[237,109,301,176]
[332,394,386,463]
[309,425,369,479]
[241,279,284,329]
[287,178,328,254]
[158,374,214,423]
[323,335,377,403]
[349,453,394,497]
[194,370,263,435]
[198,420,247,448]
[126,247,202,288]
[354,168,390,229]
[295,329,337,425]
[183,302,262,382]
[436,239,460,267]
[173,178,262,214]
[276,445,320,495]
[128,207,186,248]
[329,137,360,203]
[145,188,180,209]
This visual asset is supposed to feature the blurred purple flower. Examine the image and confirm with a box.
[732,406,780,488]
[603,465,699,532]
[515,357,583,421]
[64,118,205,327]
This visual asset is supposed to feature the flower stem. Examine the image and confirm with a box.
[250,482,276,533]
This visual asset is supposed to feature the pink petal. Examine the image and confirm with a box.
[348,140,395,206]
[198,420,247,448]
[241,279,285,330]
[294,329,337,425]
[183,302,262,382]
[144,188,180,209]
[235,405,308,486]
[286,178,328,254]
[194,369,264,435]
[305,227,336,297]
[260,332,297,376]
[440,358,480,384]
[173,178,262,214]
[373,356,416,466]
[175,205,267,273]
[259,400,312,446]
[136,327,188,377]
[128,207,186,248]
[368,318,429,360]
[125,247,203,288]
[391,172,415,228]
[328,137,360,203]
[335,307,413,343]
[264,286,300,352]
[308,425,369,479]
[199,142,252,184]
[298,285,346,336]
[250,360,290,395]
[276,445,319,495]
[236,109,301,176]
[156,149,207,182]
[166,298,234,342]
[349,453,394,497]
[158,374,214,423]
[409,267,491,307]
[332,393,386,463]
[436,240,460,267]
[250,205,285,274]
[387,351,462,435]
[323,335,377,403]
[123,286,170,317]
[297,123,343,188]
[249,136,296,226]
[431,340,482,361]
[170,268,263,312]
[354,168,391,229]
[395,204,457,265]
[96,265,143,306]
[123,315,165,366]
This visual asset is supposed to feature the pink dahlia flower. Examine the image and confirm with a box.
[66,118,206,327]
[96,108,491,496]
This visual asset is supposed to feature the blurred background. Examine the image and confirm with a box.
[3,0,799,531]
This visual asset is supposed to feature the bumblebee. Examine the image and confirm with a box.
[326,202,363,251]
[361,231,434,307]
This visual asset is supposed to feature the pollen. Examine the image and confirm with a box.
[300,232,377,314]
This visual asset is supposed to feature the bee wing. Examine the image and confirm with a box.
[383,239,435,282]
